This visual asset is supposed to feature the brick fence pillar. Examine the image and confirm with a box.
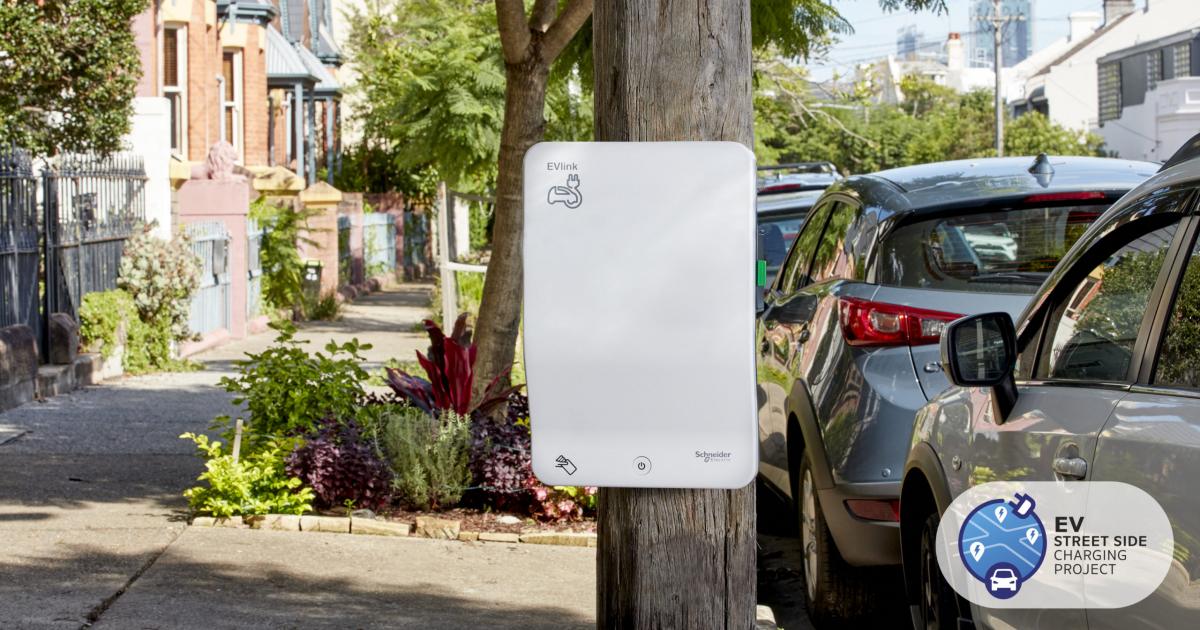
[299,182,344,297]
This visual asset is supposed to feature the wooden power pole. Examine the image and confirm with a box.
[593,3,757,629]
[984,0,1025,156]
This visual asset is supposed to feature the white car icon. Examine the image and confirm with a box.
[990,568,1018,592]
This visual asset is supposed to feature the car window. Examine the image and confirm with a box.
[1155,233,1200,389]
[778,200,836,293]
[877,204,1104,295]
[1040,222,1180,382]
[757,214,806,281]
[809,201,862,284]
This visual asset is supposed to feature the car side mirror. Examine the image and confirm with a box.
[942,312,1019,420]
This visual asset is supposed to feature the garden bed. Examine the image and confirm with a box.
[333,507,596,535]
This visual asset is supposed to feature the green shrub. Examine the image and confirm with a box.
[117,223,201,341]
[216,322,370,444]
[79,289,136,360]
[383,407,471,510]
[302,292,342,321]
[429,271,485,326]
[77,288,194,374]
[180,432,314,518]
[251,197,320,318]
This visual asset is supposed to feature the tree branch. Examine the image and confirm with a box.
[531,0,557,32]
[540,0,592,63]
[494,0,531,64]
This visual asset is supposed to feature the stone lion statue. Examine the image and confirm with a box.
[197,141,254,181]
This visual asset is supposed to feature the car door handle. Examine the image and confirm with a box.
[1052,456,1088,479]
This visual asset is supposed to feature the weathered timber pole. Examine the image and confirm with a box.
[594,2,757,628]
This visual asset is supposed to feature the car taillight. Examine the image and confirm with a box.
[838,297,962,347]
[1023,191,1107,203]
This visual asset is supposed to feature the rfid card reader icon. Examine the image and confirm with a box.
[554,455,577,476]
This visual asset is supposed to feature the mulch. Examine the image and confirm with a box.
[319,506,596,535]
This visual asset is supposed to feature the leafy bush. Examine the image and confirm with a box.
[469,392,595,521]
[117,223,201,341]
[79,289,136,360]
[181,432,314,518]
[532,485,597,522]
[384,407,472,510]
[286,417,394,511]
[216,323,370,443]
[470,391,534,513]
[78,288,193,374]
[251,197,320,318]
[302,292,342,321]
[384,314,518,416]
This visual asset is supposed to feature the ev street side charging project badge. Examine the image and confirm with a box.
[935,481,1174,608]
[522,142,758,489]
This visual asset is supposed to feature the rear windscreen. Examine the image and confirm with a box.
[876,204,1107,294]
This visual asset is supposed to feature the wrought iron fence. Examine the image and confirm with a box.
[362,212,396,277]
[0,149,41,339]
[185,222,231,337]
[43,153,147,321]
[247,218,264,319]
[0,148,146,357]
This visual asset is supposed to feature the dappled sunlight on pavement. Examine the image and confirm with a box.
[0,282,600,628]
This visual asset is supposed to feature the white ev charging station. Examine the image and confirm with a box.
[523,142,758,489]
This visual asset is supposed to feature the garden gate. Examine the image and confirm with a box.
[185,221,231,336]
[0,148,146,357]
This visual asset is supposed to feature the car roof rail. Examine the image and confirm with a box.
[757,162,838,175]
[1160,132,1200,172]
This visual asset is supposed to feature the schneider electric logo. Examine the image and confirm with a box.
[695,450,732,463]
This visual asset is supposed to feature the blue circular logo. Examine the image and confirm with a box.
[957,492,1047,598]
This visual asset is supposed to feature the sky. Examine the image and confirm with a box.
[806,0,1147,82]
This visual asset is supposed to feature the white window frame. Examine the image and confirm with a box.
[221,49,244,161]
[160,24,187,157]
[284,92,294,163]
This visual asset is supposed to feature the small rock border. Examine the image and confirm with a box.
[189,514,597,548]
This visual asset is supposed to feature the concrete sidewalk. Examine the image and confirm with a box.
[197,282,434,371]
[0,284,596,629]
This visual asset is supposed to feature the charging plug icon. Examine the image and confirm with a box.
[1010,492,1036,518]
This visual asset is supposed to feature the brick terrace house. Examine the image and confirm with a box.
[128,0,343,228]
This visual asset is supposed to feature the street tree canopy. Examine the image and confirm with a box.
[344,0,954,394]
[0,0,148,155]
[344,0,949,197]
[755,62,1105,174]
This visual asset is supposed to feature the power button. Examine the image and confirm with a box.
[633,456,652,475]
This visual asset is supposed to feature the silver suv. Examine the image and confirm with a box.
[901,137,1200,629]
[756,155,1158,624]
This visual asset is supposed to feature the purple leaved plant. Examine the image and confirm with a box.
[286,417,393,511]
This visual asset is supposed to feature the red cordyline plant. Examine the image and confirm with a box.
[386,314,521,417]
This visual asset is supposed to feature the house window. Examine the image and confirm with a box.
[1175,43,1192,78]
[162,26,187,155]
[221,50,243,159]
[1148,48,1161,89]
[1098,62,1121,124]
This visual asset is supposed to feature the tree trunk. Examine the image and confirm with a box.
[472,60,549,399]
[594,2,756,629]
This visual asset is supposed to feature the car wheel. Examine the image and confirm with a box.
[918,511,963,630]
[798,453,876,625]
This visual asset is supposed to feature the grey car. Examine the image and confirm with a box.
[756,155,1158,624]
[757,163,842,281]
[901,137,1200,629]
